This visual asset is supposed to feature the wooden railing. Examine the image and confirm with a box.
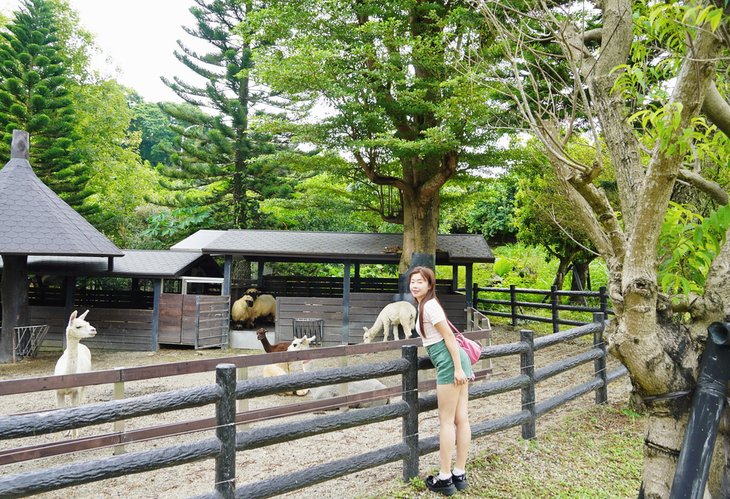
[0,313,627,497]
[471,285,614,333]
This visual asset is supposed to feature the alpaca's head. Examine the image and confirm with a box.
[288,335,315,351]
[256,328,268,340]
[362,326,376,343]
[66,310,97,341]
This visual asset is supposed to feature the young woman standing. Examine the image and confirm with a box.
[409,266,473,496]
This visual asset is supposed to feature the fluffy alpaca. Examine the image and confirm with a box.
[292,336,390,409]
[256,328,291,352]
[261,336,310,396]
[363,301,417,343]
[54,310,97,437]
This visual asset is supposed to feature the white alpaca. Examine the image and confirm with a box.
[363,301,417,343]
[261,336,309,396]
[54,310,97,437]
[291,336,390,409]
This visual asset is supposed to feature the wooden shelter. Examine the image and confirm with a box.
[0,130,123,362]
[0,250,225,351]
[172,229,494,345]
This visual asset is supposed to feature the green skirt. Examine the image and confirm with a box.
[426,340,474,385]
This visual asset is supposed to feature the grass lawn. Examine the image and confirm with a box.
[379,402,644,498]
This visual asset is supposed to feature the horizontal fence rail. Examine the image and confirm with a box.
[0,313,628,498]
[471,285,615,333]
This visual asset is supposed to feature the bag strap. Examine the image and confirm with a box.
[447,319,462,337]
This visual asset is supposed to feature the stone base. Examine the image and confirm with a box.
[229,329,272,350]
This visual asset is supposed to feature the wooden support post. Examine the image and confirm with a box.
[520,329,536,440]
[151,279,161,351]
[113,378,126,455]
[215,364,236,498]
[550,285,560,334]
[402,345,419,480]
[510,285,518,327]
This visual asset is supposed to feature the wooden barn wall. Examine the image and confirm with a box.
[29,306,154,352]
[275,292,467,345]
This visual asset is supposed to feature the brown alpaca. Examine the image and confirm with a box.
[256,328,291,352]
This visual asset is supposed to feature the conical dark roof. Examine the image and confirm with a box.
[0,134,122,257]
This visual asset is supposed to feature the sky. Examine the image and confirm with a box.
[0,0,197,102]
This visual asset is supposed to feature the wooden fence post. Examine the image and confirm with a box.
[510,285,518,327]
[520,329,536,440]
[113,375,126,456]
[593,312,608,405]
[550,286,559,334]
[402,345,419,481]
[215,363,236,498]
[599,286,608,319]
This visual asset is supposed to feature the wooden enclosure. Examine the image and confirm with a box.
[275,292,468,345]
[158,294,230,349]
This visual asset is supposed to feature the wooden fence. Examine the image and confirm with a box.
[0,312,627,498]
[472,285,613,333]
[233,276,455,299]
[28,306,155,352]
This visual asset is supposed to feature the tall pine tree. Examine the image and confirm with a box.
[0,0,94,214]
[159,0,293,229]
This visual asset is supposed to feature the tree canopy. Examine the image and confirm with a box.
[478,0,730,494]
[249,0,502,272]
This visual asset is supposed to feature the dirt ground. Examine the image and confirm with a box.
[0,326,633,498]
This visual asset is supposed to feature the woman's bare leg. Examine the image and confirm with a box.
[436,383,460,474]
[454,383,471,470]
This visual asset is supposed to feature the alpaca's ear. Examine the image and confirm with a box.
[78,310,90,320]
[68,310,78,327]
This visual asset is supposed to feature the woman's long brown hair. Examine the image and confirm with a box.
[408,266,441,338]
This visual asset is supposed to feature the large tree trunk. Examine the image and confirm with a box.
[478,0,728,494]
[398,153,452,274]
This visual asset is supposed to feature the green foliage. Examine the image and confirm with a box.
[71,80,161,244]
[157,0,295,231]
[142,207,212,247]
[0,0,93,215]
[250,0,505,256]
[461,174,518,243]
[659,202,730,296]
[127,95,176,166]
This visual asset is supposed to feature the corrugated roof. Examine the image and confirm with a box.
[0,157,123,257]
[174,229,494,264]
[0,250,221,278]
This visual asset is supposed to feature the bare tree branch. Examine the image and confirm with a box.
[702,80,730,139]
[678,168,729,206]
